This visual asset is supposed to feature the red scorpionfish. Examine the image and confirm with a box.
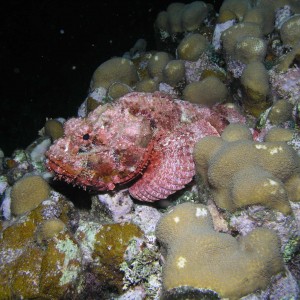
[46,92,245,202]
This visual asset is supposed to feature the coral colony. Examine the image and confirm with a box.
[1,0,300,299]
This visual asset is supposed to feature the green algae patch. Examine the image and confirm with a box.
[92,223,142,292]
[39,231,82,298]
[283,236,300,263]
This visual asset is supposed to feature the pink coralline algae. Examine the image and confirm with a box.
[46,92,245,202]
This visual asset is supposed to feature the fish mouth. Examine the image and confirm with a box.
[46,155,114,191]
[46,156,81,181]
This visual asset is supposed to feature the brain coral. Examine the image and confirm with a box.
[11,175,51,216]
[193,133,300,214]
[156,202,284,299]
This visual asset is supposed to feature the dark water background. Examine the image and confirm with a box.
[1,0,222,156]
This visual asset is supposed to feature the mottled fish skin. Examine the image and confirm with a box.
[46,92,245,201]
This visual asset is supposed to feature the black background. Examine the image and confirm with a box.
[1,0,222,155]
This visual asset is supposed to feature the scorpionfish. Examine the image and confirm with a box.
[46,92,244,201]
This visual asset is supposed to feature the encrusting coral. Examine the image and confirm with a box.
[193,125,300,214]
[46,91,245,202]
[156,202,284,299]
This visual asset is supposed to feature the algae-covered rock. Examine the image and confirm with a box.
[10,247,44,298]
[39,231,82,298]
[0,190,79,299]
[75,221,142,293]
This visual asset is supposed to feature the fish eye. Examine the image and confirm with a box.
[82,133,90,140]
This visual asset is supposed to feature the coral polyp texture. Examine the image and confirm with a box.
[193,127,300,214]
[46,92,244,202]
[156,202,284,299]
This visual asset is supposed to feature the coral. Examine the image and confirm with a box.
[183,76,228,106]
[154,1,208,35]
[107,82,133,100]
[194,135,300,214]
[147,52,171,82]
[135,78,159,93]
[181,1,209,32]
[37,218,66,241]
[280,14,300,47]
[276,45,300,72]
[10,175,51,216]
[165,3,185,34]
[243,7,275,34]
[241,61,271,116]
[162,60,185,87]
[220,123,252,142]
[44,119,64,140]
[177,33,209,62]
[90,57,139,90]
[234,36,267,64]
[221,22,262,57]
[268,99,294,125]
[156,202,284,299]
[219,0,250,22]
[228,199,300,278]
[46,92,245,202]
[264,127,294,142]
